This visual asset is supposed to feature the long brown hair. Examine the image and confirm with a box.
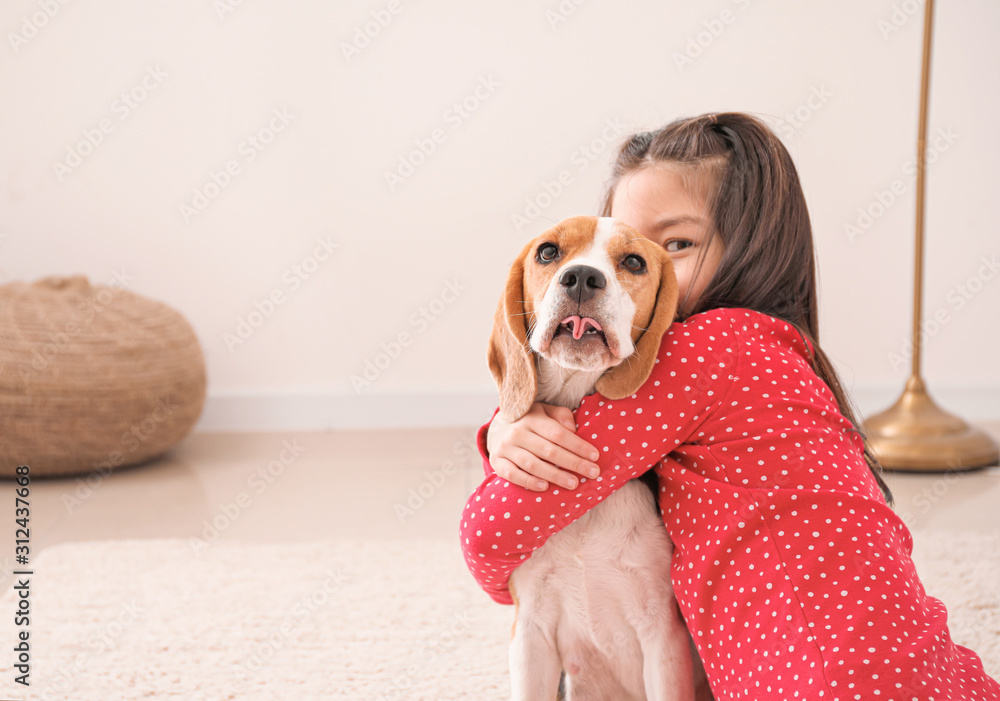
[600,112,892,504]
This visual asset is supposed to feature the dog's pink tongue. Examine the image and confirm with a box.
[561,315,602,340]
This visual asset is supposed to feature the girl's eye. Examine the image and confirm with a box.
[622,254,646,273]
[664,239,694,253]
[536,243,559,263]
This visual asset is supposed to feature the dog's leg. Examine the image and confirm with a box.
[510,621,562,701]
[639,607,695,701]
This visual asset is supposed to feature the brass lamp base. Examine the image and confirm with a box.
[864,376,1000,472]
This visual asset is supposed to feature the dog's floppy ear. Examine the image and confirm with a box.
[596,252,679,400]
[487,241,537,422]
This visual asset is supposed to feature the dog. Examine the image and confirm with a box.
[487,215,711,701]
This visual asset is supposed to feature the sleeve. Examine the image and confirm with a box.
[459,311,741,604]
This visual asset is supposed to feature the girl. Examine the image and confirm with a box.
[460,112,1000,699]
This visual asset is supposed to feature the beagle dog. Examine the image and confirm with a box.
[488,216,711,701]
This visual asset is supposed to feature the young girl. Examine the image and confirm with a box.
[460,112,1000,699]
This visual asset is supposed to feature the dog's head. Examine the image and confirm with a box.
[488,215,679,422]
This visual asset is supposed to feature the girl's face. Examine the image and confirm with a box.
[610,164,723,314]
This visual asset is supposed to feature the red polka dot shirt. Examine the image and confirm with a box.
[460,308,1000,700]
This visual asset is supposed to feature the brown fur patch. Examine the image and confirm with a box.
[521,215,599,306]
[608,226,672,344]
[595,221,679,399]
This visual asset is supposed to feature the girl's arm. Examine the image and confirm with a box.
[461,310,740,604]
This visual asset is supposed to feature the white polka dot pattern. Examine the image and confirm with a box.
[459,308,1000,699]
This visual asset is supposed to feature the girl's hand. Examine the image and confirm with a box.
[486,402,602,492]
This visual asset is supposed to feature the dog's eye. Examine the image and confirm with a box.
[536,243,559,264]
[622,254,646,273]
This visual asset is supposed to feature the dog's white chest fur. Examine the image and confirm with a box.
[507,360,694,701]
[511,479,677,700]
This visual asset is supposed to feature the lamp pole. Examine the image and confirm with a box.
[863,0,999,472]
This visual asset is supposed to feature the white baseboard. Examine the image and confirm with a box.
[194,390,501,432]
[194,385,999,432]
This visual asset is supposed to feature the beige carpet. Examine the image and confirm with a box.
[0,532,996,700]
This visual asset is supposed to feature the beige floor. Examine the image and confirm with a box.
[3,422,999,591]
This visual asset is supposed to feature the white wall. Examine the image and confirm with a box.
[1,0,997,430]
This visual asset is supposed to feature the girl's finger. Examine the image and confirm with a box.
[528,419,601,466]
[491,456,548,492]
[518,431,599,482]
[501,444,585,490]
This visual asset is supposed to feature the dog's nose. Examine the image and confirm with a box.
[559,265,606,305]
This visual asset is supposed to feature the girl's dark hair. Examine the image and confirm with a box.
[601,112,892,505]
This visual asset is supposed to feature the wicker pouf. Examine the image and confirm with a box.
[0,275,206,478]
